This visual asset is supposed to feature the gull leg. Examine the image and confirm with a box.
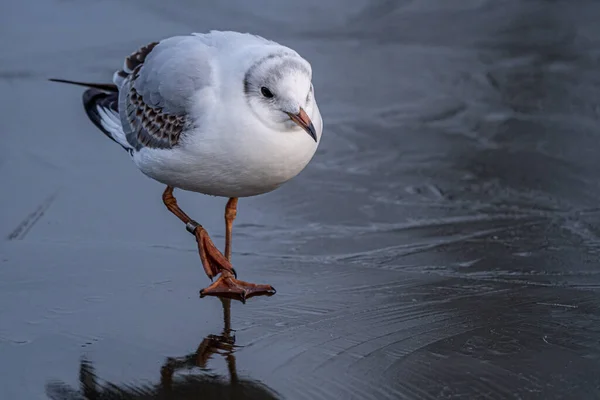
[162,187,275,302]
[224,197,238,261]
[199,199,276,303]
[162,186,234,279]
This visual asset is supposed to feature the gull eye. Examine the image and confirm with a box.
[260,87,274,98]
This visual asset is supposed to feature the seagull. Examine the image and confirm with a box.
[50,31,323,302]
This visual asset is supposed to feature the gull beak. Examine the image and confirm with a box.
[288,108,317,142]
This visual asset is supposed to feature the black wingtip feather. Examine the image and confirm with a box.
[82,89,130,153]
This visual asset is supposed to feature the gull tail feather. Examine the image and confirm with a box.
[50,78,132,153]
[48,78,118,92]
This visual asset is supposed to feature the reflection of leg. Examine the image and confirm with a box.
[220,298,238,383]
[162,186,235,280]
[160,362,174,389]
[196,297,235,368]
[224,198,238,261]
[79,358,99,399]
[222,297,232,334]
[158,298,236,389]
[159,298,241,387]
[227,353,238,384]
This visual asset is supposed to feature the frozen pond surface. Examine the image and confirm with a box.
[2,0,600,398]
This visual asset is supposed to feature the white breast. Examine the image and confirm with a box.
[132,100,322,198]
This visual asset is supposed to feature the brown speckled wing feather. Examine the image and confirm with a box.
[124,42,159,73]
[116,41,188,151]
[123,75,187,150]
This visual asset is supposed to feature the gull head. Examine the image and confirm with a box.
[243,52,317,142]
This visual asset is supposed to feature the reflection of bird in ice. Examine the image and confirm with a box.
[50,31,323,302]
[45,299,280,399]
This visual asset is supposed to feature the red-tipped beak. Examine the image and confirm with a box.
[288,108,317,142]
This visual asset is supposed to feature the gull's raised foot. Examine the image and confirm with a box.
[199,271,276,303]
[191,225,237,279]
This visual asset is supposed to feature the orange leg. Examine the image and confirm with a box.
[224,197,238,261]
[162,187,275,302]
[162,186,234,279]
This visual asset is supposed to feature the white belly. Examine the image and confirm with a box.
[132,128,319,197]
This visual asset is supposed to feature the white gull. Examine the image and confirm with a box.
[51,30,324,302]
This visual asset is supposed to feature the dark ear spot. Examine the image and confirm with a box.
[243,77,252,94]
